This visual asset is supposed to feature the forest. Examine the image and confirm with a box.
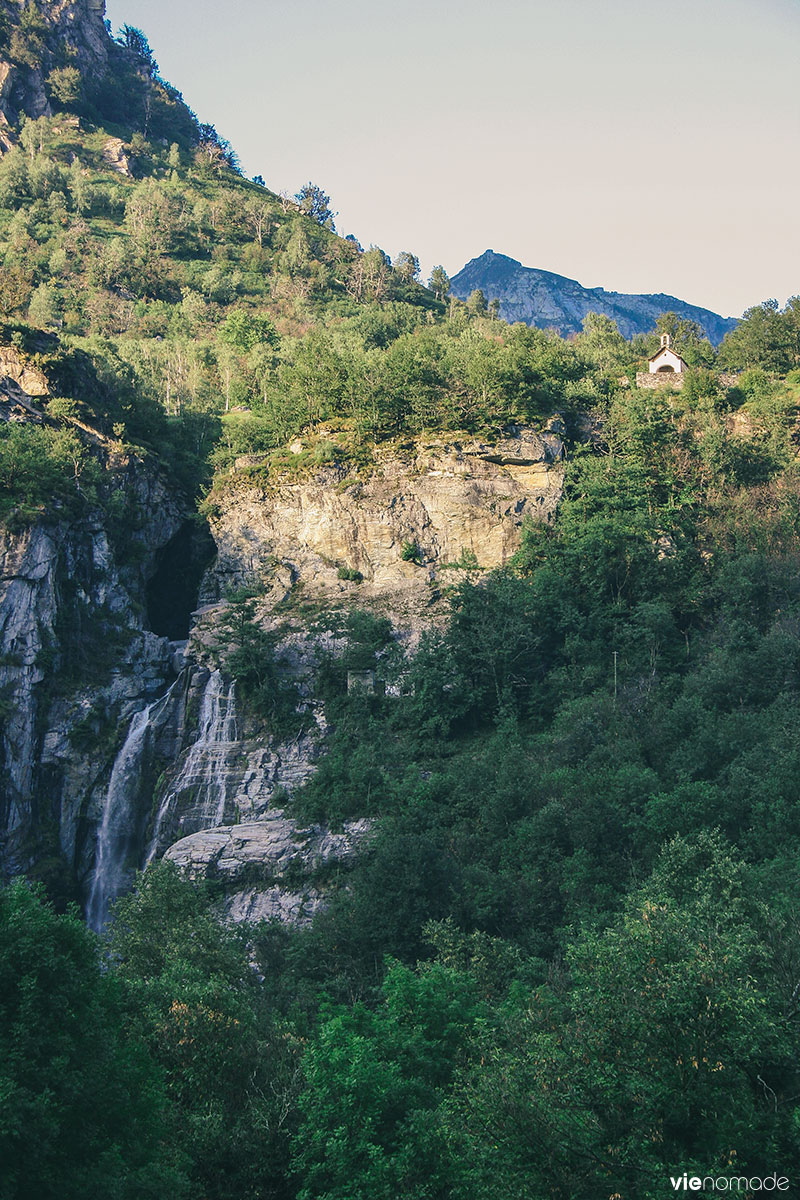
[2,10,800,1200]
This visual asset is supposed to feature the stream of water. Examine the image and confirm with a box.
[86,669,238,931]
[85,687,171,932]
[144,668,238,866]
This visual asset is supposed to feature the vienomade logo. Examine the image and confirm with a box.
[669,1174,789,1192]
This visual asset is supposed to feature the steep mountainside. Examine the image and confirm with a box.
[0,0,790,937]
[0,0,108,132]
[452,249,738,342]
[0,347,565,922]
[0,0,198,149]
[6,3,800,1197]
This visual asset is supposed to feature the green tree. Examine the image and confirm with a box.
[27,282,62,330]
[0,265,32,316]
[428,265,450,301]
[0,879,184,1200]
[578,311,629,373]
[293,959,481,1200]
[295,181,335,228]
[111,863,299,1200]
[466,287,488,316]
[46,66,82,108]
[719,299,795,373]
[445,834,799,1200]
[219,309,278,353]
[393,250,420,283]
[118,25,158,75]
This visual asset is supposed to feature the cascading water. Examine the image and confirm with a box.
[144,669,238,865]
[86,682,177,932]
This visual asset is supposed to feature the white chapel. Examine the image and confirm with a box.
[648,333,687,375]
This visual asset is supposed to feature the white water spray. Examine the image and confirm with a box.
[144,669,237,865]
[86,697,158,932]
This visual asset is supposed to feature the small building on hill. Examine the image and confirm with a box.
[347,669,385,696]
[637,334,687,389]
[648,334,686,375]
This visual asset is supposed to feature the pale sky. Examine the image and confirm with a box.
[105,0,800,318]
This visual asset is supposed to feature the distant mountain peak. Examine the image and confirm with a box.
[451,252,737,344]
[464,249,524,280]
[473,249,519,266]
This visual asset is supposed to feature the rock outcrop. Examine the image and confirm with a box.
[0,341,189,883]
[164,815,370,926]
[206,424,565,638]
[0,346,49,396]
[2,410,567,927]
[451,250,738,343]
[82,661,326,930]
[0,0,111,139]
[0,485,184,878]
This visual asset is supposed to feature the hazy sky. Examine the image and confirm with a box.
[104,0,799,317]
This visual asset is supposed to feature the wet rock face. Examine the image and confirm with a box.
[0,520,124,856]
[91,424,564,926]
[4,420,566,927]
[142,667,321,864]
[78,658,326,928]
[0,455,186,878]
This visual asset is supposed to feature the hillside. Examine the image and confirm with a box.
[452,248,739,342]
[3,4,800,1200]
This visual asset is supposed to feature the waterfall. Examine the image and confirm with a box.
[144,669,238,865]
[85,688,170,933]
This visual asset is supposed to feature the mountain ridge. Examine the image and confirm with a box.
[451,249,738,343]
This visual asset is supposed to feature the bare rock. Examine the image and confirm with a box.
[163,814,370,925]
[164,814,368,881]
[224,886,328,927]
[205,426,564,638]
[0,0,111,135]
[0,348,49,397]
[102,137,133,177]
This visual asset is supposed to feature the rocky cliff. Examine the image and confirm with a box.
[0,0,197,158]
[0,0,111,145]
[0,346,187,895]
[207,423,564,635]
[451,250,738,343]
[1,358,565,924]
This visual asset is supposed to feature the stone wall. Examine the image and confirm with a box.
[636,371,742,391]
[636,371,685,390]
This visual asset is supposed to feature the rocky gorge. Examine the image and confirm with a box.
[0,355,566,928]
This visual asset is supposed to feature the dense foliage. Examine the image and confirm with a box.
[4,11,800,1199]
[0,879,183,1200]
[8,368,800,1195]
